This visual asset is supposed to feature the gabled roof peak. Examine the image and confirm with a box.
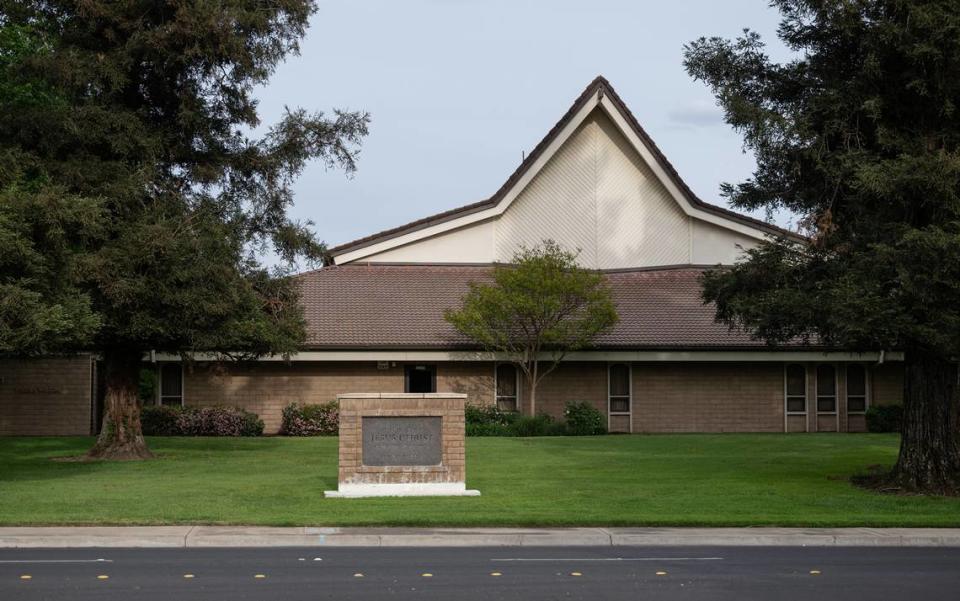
[329,77,798,262]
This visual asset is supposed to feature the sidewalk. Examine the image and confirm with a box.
[1,526,959,548]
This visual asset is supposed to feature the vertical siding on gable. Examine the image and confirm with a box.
[359,220,496,264]
[690,219,758,265]
[495,115,599,264]
[594,112,690,268]
[495,110,694,268]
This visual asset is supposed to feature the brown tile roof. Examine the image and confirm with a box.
[328,76,801,260]
[296,264,796,350]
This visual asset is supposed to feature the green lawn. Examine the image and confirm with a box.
[1,434,958,527]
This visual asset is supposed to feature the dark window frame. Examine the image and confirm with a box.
[784,364,807,415]
[846,364,868,414]
[494,363,519,412]
[404,364,437,394]
[816,364,838,414]
[608,363,631,415]
[158,362,184,407]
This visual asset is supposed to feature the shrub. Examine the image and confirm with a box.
[563,401,606,435]
[239,410,265,437]
[280,402,339,436]
[866,405,903,433]
[141,405,263,437]
[465,422,515,437]
[512,414,563,437]
[465,403,517,427]
[141,405,180,436]
[138,368,157,403]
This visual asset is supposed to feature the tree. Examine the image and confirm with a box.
[445,241,618,416]
[0,2,369,459]
[0,23,102,355]
[684,0,960,494]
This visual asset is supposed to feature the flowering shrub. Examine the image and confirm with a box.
[141,405,264,436]
[280,402,339,436]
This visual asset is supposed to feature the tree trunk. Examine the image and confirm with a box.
[528,360,538,416]
[888,351,960,495]
[86,349,153,461]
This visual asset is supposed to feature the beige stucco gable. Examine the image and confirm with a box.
[354,107,761,268]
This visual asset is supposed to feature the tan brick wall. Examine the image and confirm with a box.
[872,362,904,406]
[786,414,807,432]
[525,362,607,419]
[183,361,495,434]
[632,362,784,433]
[179,359,906,435]
[608,414,631,433]
[336,394,466,486]
[184,361,403,433]
[437,362,495,406]
[0,356,92,435]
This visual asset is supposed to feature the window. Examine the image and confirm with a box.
[404,364,436,393]
[608,363,631,414]
[159,363,183,407]
[847,364,867,413]
[495,363,519,412]
[785,364,806,413]
[816,364,837,413]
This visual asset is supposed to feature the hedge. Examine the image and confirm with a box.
[141,405,264,437]
[465,401,606,436]
[866,405,903,433]
[280,402,339,436]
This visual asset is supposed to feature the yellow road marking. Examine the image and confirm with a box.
[422,573,433,578]
[810,570,821,575]
[97,575,109,580]
[656,571,668,576]
[19,575,31,580]
[254,574,266,579]
[490,572,502,577]
[354,573,364,578]
[570,572,582,577]
[183,574,194,579]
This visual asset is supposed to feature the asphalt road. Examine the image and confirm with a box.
[1,545,958,600]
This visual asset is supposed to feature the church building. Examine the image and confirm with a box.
[0,77,903,435]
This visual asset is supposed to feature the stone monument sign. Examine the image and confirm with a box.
[324,393,480,497]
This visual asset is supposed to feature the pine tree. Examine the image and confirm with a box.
[684,0,960,493]
[0,1,368,459]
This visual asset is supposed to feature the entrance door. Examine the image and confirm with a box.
[404,365,436,393]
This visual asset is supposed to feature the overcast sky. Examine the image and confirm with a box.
[254,0,792,254]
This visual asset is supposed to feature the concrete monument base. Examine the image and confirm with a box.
[324,482,480,498]
[324,393,480,498]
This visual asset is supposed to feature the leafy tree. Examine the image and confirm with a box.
[0,23,102,355]
[0,2,368,459]
[445,241,618,416]
[684,0,960,493]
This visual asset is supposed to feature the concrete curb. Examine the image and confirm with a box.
[1,527,960,548]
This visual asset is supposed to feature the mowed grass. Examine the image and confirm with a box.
[1,434,958,527]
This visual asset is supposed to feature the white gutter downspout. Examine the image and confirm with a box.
[876,350,886,365]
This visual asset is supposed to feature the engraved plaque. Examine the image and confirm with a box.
[362,416,442,466]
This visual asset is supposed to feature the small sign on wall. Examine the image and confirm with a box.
[377,361,390,370]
